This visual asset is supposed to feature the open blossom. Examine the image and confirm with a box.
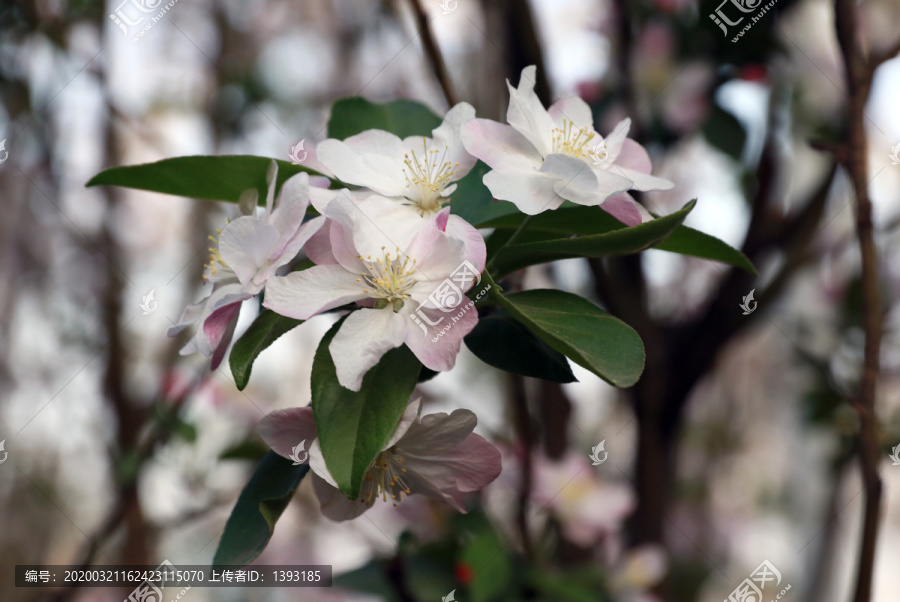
[259,398,502,522]
[461,65,673,225]
[168,162,323,369]
[315,102,477,218]
[263,193,485,391]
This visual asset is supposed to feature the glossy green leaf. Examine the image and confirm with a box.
[495,289,644,387]
[86,155,322,203]
[327,97,442,140]
[652,223,757,275]
[490,200,696,276]
[464,311,577,382]
[213,451,308,568]
[482,202,755,274]
[311,320,422,498]
[229,310,304,391]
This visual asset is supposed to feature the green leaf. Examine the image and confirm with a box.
[464,311,577,382]
[230,310,304,390]
[327,97,442,140]
[482,202,755,274]
[490,200,696,277]
[213,451,308,568]
[86,155,322,203]
[311,320,422,498]
[494,289,644,387]
[653,223,756,275]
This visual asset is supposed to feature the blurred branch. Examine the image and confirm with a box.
[407,0,457,106]
[510,374,535,563]
[834,1,885,600]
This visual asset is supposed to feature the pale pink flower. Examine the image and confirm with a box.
[259,398,502,522]
[461,65,673,225]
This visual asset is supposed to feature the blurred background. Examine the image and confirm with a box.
[2,0,900,600]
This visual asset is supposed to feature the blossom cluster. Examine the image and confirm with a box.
[170,66,672,519]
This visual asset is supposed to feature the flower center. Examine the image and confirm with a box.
[588,141,609,165]
[203,224,233,281]
[551,119,596,159]
[402,139,460,213]
[357,247,418,310]
[359,448,411,507]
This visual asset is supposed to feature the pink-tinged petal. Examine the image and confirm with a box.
[384,397,422,449]
[325,194,407,266]
[298,143,336,179]
[483,168,565,215]
[548,96,595,129]
[204,300,242,370]
[218,217,281,293]
[612,166,675,192]
[461,118,541,171]
[312,472,372,521]
[270,215,326,272]
[340,195,426,253]
[506,65,555,156]
[316,131,408,197]
[305,219,338,265]
[404,301,477,372]
[445,215,486,273]
[603,118,632,162]
[258,407,317,462]
[308,438,339,488]
[397,408,477,454]
[270,172,310,238]
[427,101,478,178]
[615,139,653,174]
[600,193,643,226]
[539,154,603,202]
[308,185,343,214]
[167,289,211,336]
[329,308,408,391]
[263,266,366,320]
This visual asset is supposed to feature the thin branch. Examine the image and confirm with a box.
[407,0,457,107]
[834,1,885,600]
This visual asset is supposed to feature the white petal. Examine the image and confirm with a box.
[461,118,542,171]
[270,172,310,237]
[427,101,478,178]
[263,266,366,320]
[603,118,632,162]
[316,131,408,197]
[308,438,340,488]
[312,472,372,521]
[329,308,408,391]
[218,217,281,293]
[264,160,278,215]
[548,96,595,130]
[384,397,422,449]
[506,65,555,157]
[483,167,566,215]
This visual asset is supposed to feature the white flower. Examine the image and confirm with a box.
[259,398,502,522]
[315,102,477,217]
[461,66,674,225]
[263,193,485,391]
[168,162,323,368]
